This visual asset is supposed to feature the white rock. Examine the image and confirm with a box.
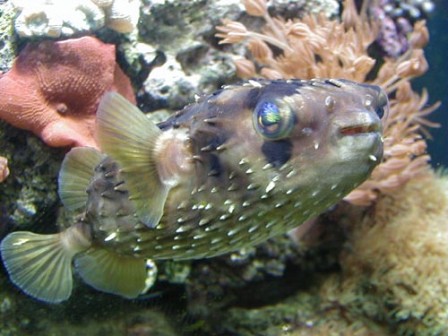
[12,0,140,37]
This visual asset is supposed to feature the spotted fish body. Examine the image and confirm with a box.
[91,79,385,259]
[0,79,387,303]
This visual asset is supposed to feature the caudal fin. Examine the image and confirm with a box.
[0,225,91,303]
[75,247,157,299]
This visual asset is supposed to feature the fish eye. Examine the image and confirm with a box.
[253,100,295,140]
[375,90,389,120]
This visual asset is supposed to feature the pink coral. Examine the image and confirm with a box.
[0,36,135,148]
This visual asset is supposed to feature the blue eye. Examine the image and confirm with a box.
[253,100,294,140]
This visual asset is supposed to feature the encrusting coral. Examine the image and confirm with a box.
[0,36,135,148]
[216,0,440,206]
[12,0,140,38]
[320,170,448,335]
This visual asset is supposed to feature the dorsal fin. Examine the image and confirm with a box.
[58,147,105,211]
[95,92,169,228]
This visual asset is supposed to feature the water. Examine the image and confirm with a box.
[416,0,448,167]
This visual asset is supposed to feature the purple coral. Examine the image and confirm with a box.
[370,0,434,58]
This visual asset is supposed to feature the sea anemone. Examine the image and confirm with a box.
[216,0,440,206]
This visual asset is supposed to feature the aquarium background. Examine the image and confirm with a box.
[1,1,448,335]
[416,0,448,167]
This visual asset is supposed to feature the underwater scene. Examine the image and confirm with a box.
[0,0,447,335]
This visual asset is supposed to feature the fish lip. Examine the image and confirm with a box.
[338,121,381,136]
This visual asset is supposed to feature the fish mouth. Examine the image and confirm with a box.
[339,122,381,136]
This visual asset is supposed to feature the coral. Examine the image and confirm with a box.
[216,0,440,206]
[369,0,435,57]
[320,171,448,335]
[0,156,9,183]
[0,36,135,148]
[0,121,64,229]
[12,0,140,37]
[0,1,17,73]
[136,0,240,111]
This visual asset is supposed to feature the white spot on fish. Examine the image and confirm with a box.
[104,232,117,242]
[266,220,277,228]
[242,201,251,207]
[248,225,259,233]
[227,228,238,236]
[314,141,320,150]
[211,238,222,244]
[227,183,238,191]
[369,154,377,162]
[248,79,263,87]
[265,181,276,193]
[228,204,236,213]
[175,225,188,233]
[220,214,230,221]
[199,218,211,226]
[294,201,302,208]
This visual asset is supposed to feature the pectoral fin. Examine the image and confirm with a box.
[96,92,169,228]
[58,147,105,211]
[74,247,157,299]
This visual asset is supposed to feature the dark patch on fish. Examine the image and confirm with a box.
[261,140,293,167]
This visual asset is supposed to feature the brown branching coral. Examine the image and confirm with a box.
[216,0,440,205]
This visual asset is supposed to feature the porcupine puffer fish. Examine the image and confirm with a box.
[0,78,387,303]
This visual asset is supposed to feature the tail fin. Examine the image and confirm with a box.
[75,247,157,299]
[0,225,91,303]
